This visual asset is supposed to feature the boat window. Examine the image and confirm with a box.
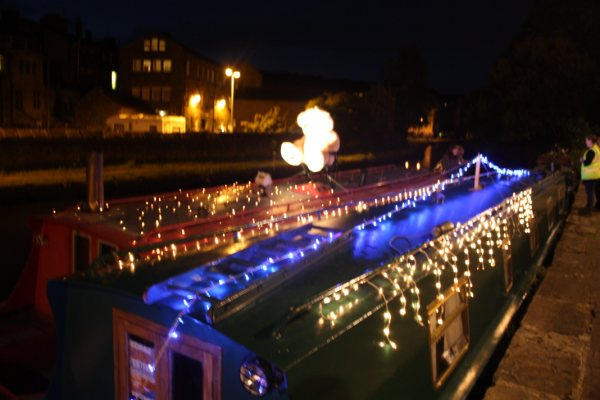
[73,231,91,272]
[113,309,221,400]
[172,352,203,399]
[99,241,117,258]
[503,248,513,292]
[128,334,157,400]
[427,278,470,389]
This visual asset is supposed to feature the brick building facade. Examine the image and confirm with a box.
[119,34,229,132]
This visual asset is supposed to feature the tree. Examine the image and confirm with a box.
[240,106,289,133]
[306,86,396,147]
[382,46,433,138]
[486,0,600,144]
[492,36,596,142]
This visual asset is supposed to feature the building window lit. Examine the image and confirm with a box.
[111,70,117,90]
[163,59,172,73]
[153,59,162,73]
[144,39,150,52]
[132,87,140,98]
[186,60,190,76]
[141,87,150,101]
[162,87,171,102]
[132,59,141,72]
[143,59,151,73]
[159,39,166,52]
[215,98,226,110]
[0,54,4,72]
[151,38,158,51]
[188,93,201,107]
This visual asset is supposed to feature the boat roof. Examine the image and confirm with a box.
[50,165,425,246]
[69,172,546,369]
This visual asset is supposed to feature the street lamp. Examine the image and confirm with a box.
[225,67,240,132]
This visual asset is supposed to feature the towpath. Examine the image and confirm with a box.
[484,185,600,399]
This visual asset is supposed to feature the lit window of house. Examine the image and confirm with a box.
[144,40,150,52]
[0,54,4,72]
[163,59,172,73]
[142,59,151,73]
[162,87,171,102]
[111,71,117,90]
[141,87,150,101]
[151,38,158,51]
[131,87,140,98]
[153,59,162,73]
[132,59,141,72]
[159,39,166,52]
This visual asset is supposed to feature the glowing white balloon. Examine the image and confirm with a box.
[280,106,340,172]
[281,141,303,166]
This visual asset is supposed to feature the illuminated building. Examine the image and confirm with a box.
[119,33,227,132]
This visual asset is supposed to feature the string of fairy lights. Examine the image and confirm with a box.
[313,187,533,350]
[123,154,532,374]
[107,165,408,242]
[113,154,529,274]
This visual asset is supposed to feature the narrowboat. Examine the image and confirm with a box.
[5,163,435,319]
[46,156,571,399]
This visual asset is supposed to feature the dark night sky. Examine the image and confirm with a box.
[5,0,533,94]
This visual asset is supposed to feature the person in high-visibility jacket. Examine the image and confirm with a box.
[579,135,600,215]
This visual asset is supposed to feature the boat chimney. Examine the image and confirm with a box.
[86,152,104,212]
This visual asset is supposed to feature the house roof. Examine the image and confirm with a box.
[120,32,221,66]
